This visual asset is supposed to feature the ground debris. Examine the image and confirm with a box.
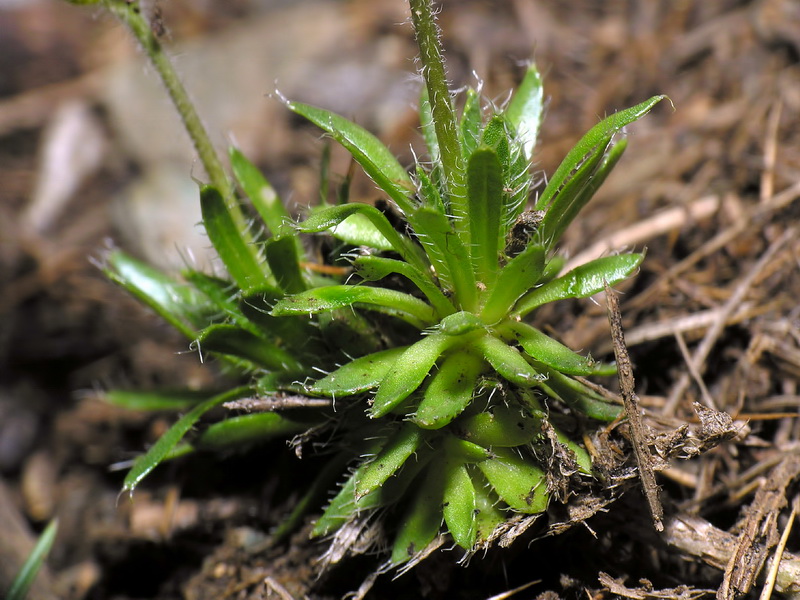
[598,572,713,600]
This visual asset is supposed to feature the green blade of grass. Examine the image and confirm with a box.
[122,386,253,494]
[414,350,484,429]
[195,412,309,450]
[481,242,545,324]
[7,518,58,600]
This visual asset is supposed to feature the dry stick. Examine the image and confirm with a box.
[760,100,782,205]
[565,194,721,271]
[633,182,800,311]
[664,227,796,415]
[760,496,798,600]
[605,282,664,532]
[673,330,717,410]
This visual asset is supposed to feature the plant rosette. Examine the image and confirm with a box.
[98,0,664,572]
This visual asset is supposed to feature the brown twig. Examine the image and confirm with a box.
[605,281,664,532]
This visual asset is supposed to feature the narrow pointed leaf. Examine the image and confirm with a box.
[506,63,544,161]
[122,386,252,494]
[535,95,665,212]
[477,447,549,514]
[200,184,270,292]
[459,87,481,160]
[264,236,306,294]
[354,255,454,318]
[414,350,484,429]
[504,321,614,376]
[370,333,457,418]
[530,364,622,421]
[7,518,59,600]
[286,101,415,214]
[104,389,210,411]
[540,138,628,251]
[513,253,644,318]
[391,469,443,564]
[407,206,477,311]
[298,203,425,268]
[472,471,506,545]
[476,334,544,387]
[458,402,544,448]
[311,347,406,397]
[198,324,305,373]
[195,412,308,450]
[271,285,438,329]
[229,147,296,244]
[104,250,205,339]
[467,147,504,285]
[355,423,425,499]
[481,243,545,323]
[442,462,477,550]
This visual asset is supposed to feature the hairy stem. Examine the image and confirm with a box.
[100,0,246,225]
[408,0,468,242]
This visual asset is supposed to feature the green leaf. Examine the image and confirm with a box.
[286,101,415,214]
[271,285,438,329]
[104,389,210,411]
[505,63,544,161]
[264,236,306,294]
[414,350,484,429]
[197,324,304,373]
[476,334,544,387]
[458,401,543,448]
[407,206,478,311]
[529,365,621,421]
[195,412,308,450]
[503,321,614,376]
[472,471,506,545]
[239,288,318,350]
[480,115,510,169]
[229,147,295,243]
[200,184,270,292]
[481,242,545,324]
[419,86,440,167]
[477,447,549,514]
[513,253,644,318]
[122,386,252,494]
[355,423,425,499]
[370,333,458,418]
[535,95,665,212]
[7,518,59,600]
[442,462,477,550]
[391,462,444,564]
[459,87,481,160]
[538,138,627,253]
[310,347,406,397]
[104,250,204,339]
[298,203,425,268]
[467,147,504,285]
[354,255,454,318]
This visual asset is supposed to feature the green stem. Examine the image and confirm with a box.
[408,0,468,242]
[101,1,246,225]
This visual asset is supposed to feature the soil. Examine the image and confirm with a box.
[2,1,800,599]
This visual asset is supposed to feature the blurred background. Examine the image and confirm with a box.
[1,1,799,598]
